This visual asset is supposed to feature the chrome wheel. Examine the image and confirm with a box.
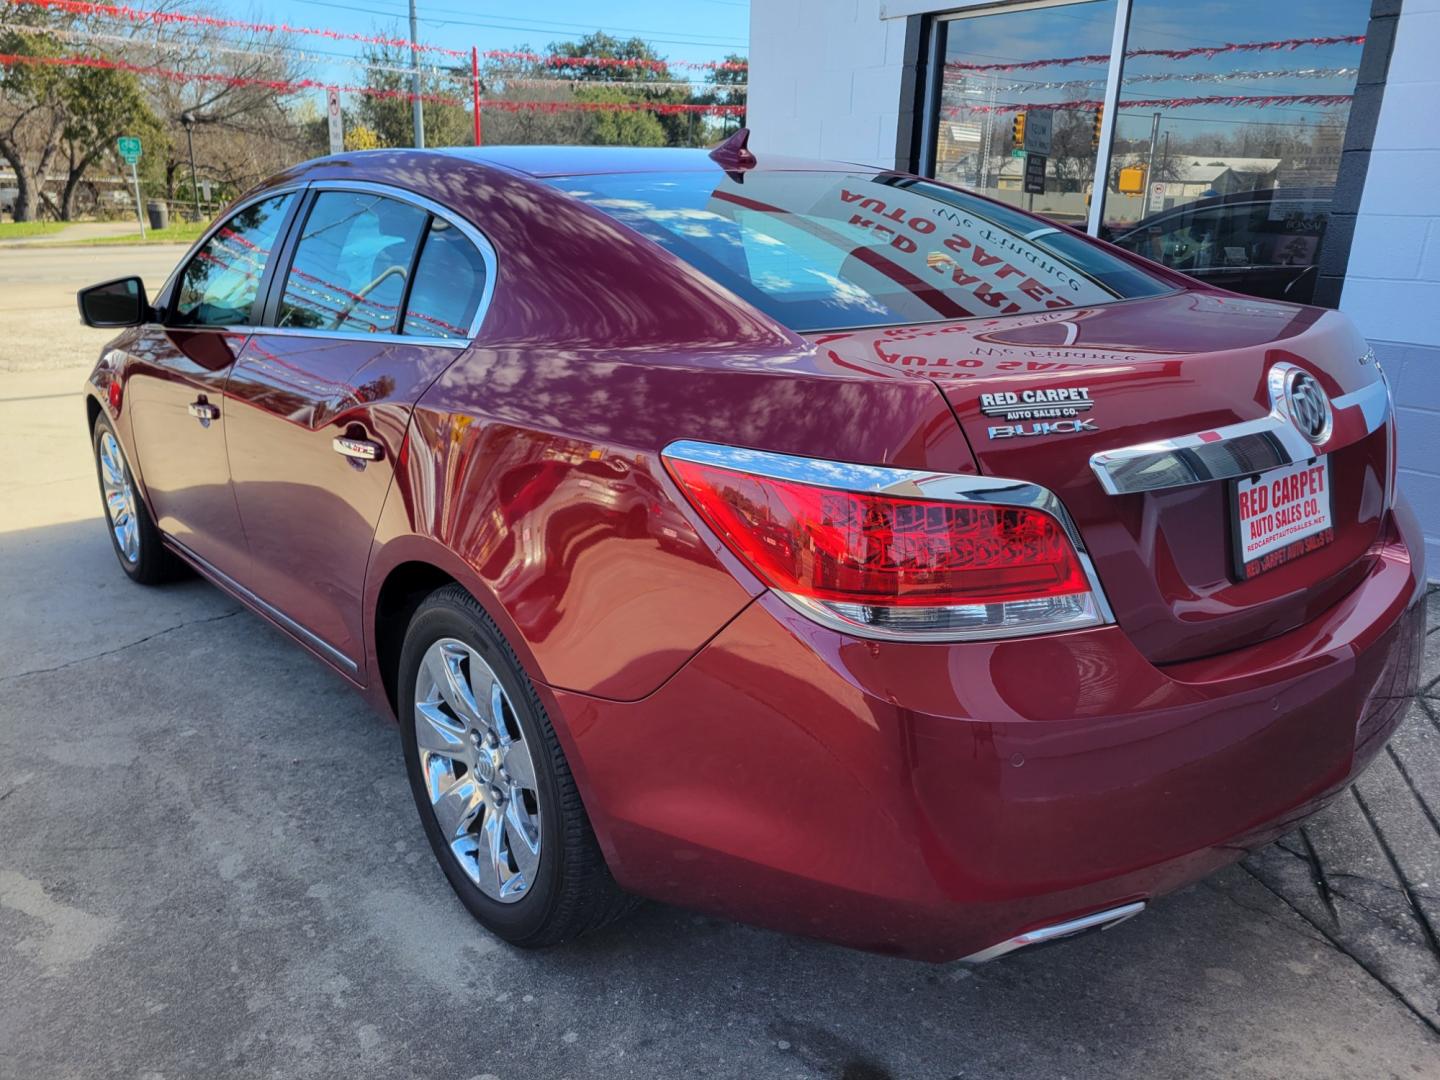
[414,638,542,902]
[98,430,139,564]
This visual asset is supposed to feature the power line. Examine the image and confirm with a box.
[280,0,748,49]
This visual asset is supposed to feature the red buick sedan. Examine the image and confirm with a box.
[78,134,1421,963]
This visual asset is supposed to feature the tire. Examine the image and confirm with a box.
[398,584,638,948]
[92,413,178,585]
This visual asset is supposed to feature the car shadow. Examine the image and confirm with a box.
[1,515,1434,1080]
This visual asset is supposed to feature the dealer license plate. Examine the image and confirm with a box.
[1232,457,1334,580]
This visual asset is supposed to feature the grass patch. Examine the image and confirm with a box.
[78,220,212,246]
[0,220,67,238]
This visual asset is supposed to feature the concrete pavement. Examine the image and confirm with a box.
[1,243,1438,1078]
[0,244,185,373]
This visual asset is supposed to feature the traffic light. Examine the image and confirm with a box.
[1091,105,1104,148]
[1012,112,1026,149]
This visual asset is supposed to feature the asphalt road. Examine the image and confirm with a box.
[2,246,1439,1079]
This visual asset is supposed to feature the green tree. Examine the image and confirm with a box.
[357,44,473,148]
[575,86,666,147]
[546,32,691,146]
[57,65,164,220]
[0,22,161,220]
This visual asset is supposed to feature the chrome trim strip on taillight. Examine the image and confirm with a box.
[661,440,1116,640]
[1088,358,1390,497]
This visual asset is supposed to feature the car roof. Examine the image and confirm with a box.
[434,145,860,178]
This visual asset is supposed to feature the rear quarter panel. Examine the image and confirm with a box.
[352,153,974,702]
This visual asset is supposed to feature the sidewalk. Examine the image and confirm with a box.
[0,220,151,248]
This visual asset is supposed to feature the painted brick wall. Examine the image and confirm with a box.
[1339,0,1440,574]
[747,0,906,166]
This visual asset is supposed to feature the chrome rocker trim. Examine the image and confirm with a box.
[165,536,359,675]
[662,440,1116,642]
[1089,358,1391,496]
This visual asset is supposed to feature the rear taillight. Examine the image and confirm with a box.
[662,441,1111,640]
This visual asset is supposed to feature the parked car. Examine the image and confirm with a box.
[78,135,1419,963]
[1103,187,1331,303]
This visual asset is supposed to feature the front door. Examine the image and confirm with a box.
[226,187,493,670]
[125,191,298,576]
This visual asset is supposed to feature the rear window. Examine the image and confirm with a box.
[547,171,1170,332]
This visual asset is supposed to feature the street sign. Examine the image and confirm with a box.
[1022,110,1052,157]
[1023,152,1047,195]
[1144,180,1166,214]
[1010,148,1026,159]
[116,136,145,238]
[326,89,344,155]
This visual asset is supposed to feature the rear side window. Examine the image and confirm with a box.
[548,171,1170,332]
[278,191,428,334]
[173,193,293,327]
[403,218,489,339]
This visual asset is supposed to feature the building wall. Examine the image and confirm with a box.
[1338,0,1440,572]
[747,0,906,166]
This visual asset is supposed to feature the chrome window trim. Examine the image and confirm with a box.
[1089,360,1390,496]
[299,179,498,342]
[242,326,471,350]
[662,439,1116,641]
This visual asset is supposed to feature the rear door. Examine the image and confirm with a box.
[225,183,494,672]
[125,190,299,577]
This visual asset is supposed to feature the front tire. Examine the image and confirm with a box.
[92,414,175,585]
[398,584,637,948]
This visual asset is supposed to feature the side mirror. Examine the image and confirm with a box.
[77,276,151,328]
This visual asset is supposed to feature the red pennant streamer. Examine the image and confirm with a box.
[5,0,748,70]
[945,92,1354,116]
[947,34,1365,74]
[0,50,749,113]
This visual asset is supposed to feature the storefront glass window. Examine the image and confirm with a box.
[1096,0,1369,303]
[935,0,1118,228]
[928,0,1373,304]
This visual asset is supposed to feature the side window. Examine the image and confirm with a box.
[173,193,293,326]
[402,218,489,339]
[278,191,428,334]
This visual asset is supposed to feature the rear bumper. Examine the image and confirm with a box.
[555,499,1426,962]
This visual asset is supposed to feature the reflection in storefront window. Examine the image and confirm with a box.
[1099,0,1368,302]
[935,0,1118,227]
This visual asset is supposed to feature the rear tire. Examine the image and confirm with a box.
[92,414,177,585]
[398,584,638,948]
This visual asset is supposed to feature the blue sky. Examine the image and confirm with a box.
[243,0,750,76]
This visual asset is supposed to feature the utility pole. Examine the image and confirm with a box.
[181,112,201,222]
[1141,111,1160,216]
[409,0,425,148]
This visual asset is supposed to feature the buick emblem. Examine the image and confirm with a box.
[1285,369,1331,445]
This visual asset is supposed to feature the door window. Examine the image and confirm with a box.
[401,218,489,339]
[278,191,429,334]
[172,193,293,327]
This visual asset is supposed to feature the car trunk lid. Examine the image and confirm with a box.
[807,290,1391,664]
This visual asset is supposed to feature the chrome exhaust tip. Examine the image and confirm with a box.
[960,900,1146,964]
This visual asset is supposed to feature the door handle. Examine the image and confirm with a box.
[188,400,220,422]
[332,436,382,462]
